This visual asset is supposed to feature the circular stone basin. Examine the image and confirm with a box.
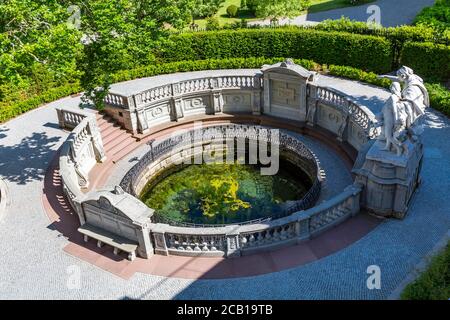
[140,159,312,225]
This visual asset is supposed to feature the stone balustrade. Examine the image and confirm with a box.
[104,64,375,152]
[150,184,362,257]
[57,61,380,259]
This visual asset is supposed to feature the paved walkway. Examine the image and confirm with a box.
[249,0,435,27]
[0,73,448,299]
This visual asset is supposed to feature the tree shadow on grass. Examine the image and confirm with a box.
[0,131,61,185]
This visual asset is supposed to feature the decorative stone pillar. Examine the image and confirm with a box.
[151,229,169,256]
[295,218,310,242]
[136,224,154,258]
[170,83,184,121]
[336,104,350,142]
[135,106,149,134]
[226,232,241,258]
[306,85,318,126]
[353,139,423,218]
[252,72,263,115]
[263,73,271,114]
[87,116,106,163]
[56,108,65,128]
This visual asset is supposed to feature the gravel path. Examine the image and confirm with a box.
[0,73,448,299]
[249,0,435,27]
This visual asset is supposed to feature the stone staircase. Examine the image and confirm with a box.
[95,113,138,163]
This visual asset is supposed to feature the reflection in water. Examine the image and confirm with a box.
[141,161,311,225]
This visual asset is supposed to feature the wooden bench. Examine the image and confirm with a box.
[78,224,138,261]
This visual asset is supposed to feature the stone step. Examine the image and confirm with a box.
[104,132,134,153]
[98,117,115,129]
[111,142,140,163]
[106,136,136,157]
[100,124,122,139]
[101,127,125,145]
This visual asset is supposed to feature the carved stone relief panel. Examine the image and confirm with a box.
[222,93,252,112]
[270,79,300,108]
[316,103,343,136]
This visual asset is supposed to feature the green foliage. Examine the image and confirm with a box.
[0,82,81,123]
[327,65,391,88]
[253,0,311,19]
[414,0,450,33]
[400,41,450,83]
[192,0,226,19]
[226,4,239,17]
[310,17,449,44]
[401,242,450,300]
[327,64,450,118]
[1,56,448,123]
[111,57,318,82]
[425,83,450,117]
[162,29,393,73]
[205,16,221,30]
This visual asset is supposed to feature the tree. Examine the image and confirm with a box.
[254,0,311,20]
[191,0,225,21]
[74,0,195,109]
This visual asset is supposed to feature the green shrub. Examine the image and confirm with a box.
[0,83,81,123]
[205,17,220,31]
[162,29,393,73]
[414,0,450,32]
[226,5,239,18]
[327,65,391,88]
[400,41,450,82]
[2,57,448,123]
[401,242,450,300]
[425,83,450,117]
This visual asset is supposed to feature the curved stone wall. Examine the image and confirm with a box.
[104,61,376,152]
[120,124,322,227]
[57,62,376,259]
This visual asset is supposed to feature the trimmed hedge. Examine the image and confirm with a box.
[327,65,391,88]
[425,82,450,116]
[162,29,394,73]
[0,83,81,123]
[111,57,319,83]
[1,57,448,123]
[400,41,450,83]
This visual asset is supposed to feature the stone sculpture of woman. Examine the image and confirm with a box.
[376,82,405,155]
[376,66,430,155]
[378,66,429,124]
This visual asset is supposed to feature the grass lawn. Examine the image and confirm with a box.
[401,242,450,300]
[308,0,376,14]
[193,0,378,28]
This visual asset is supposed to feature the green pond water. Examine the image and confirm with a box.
[141,161,310,225]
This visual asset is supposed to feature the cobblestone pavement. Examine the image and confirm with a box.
[249,0,435,27]
[0,74,448,299]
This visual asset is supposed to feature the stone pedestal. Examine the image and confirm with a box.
[353,139,423,219]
